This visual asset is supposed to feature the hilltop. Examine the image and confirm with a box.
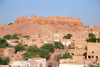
[0,15,100,37]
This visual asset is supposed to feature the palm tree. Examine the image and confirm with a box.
[18,32,23,45]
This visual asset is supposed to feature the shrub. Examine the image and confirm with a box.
[87,64,99,67]
[63,34,72,39]
[84,46,87,50]
[23,44,27,46]
[55,54,72,61]
[62,53,72,59]
[68,47,75,49]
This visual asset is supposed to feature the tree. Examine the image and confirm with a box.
[86,37,96,43]
[96,38,100,43]
[0,38,7,48]
[38,48,50,59]
[54,42,64,49]
[18,32,23,45]
[0,56,10,65]
[14,40,19,43]
[14,44,25,52]
[3,56,10,65]
[11,33,19,39]
[23,45,39,60]
[3,34,19,40]
[8,23,12,25]
[23,52,37,60]
[41,43,55,52]
[23,35,30,39]
[89,33,95,38]
[63,34,72,39]
[3,34,11,40]
[27,45,39,53]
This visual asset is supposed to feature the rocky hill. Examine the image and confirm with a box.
[0,15,100,37]
[13,15,83,27]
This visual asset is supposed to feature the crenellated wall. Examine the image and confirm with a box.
[13,15,83,27]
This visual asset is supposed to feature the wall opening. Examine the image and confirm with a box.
[88,56,91,59]
[96,56,98,60]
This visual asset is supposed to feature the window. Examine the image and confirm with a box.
[92,56,94,59]
[96,56,98,60]
[9,51,12,55]
[88,56,91,59]
[92,51,94,53]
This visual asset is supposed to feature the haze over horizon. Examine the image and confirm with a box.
[0,0,100,26]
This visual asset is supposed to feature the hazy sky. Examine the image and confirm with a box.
[0,0,100,26]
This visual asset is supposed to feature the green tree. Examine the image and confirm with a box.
[89,33,95,38]
[0,38,7,48]
[11,33,19,39]
[23,35,30,39]
[41,43,54,52]
[23,52,37,60]
[3,57,10,65]
[0,56,10,65]
[54,42,64,49]
[0,56,3,65]
[3,34,11,40]
[63,34,72,39]
[38,48,50,59]
[96,38,100,43]
[8,23,12,25]
[3,34,19,40]
[14,40,19,43]
[23,45,38,60]
[18,32,23,45]
[27,45,39,53]
[14,44,25,52]
[86,37,96,43]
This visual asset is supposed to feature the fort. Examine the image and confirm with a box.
[13,15,83,27]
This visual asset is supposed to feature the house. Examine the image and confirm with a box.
[0,48,15,56]
[9,58,46,67]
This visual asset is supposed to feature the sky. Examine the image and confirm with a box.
[0,0,100,26]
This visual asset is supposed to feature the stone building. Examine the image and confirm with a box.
[0,48,15,56]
